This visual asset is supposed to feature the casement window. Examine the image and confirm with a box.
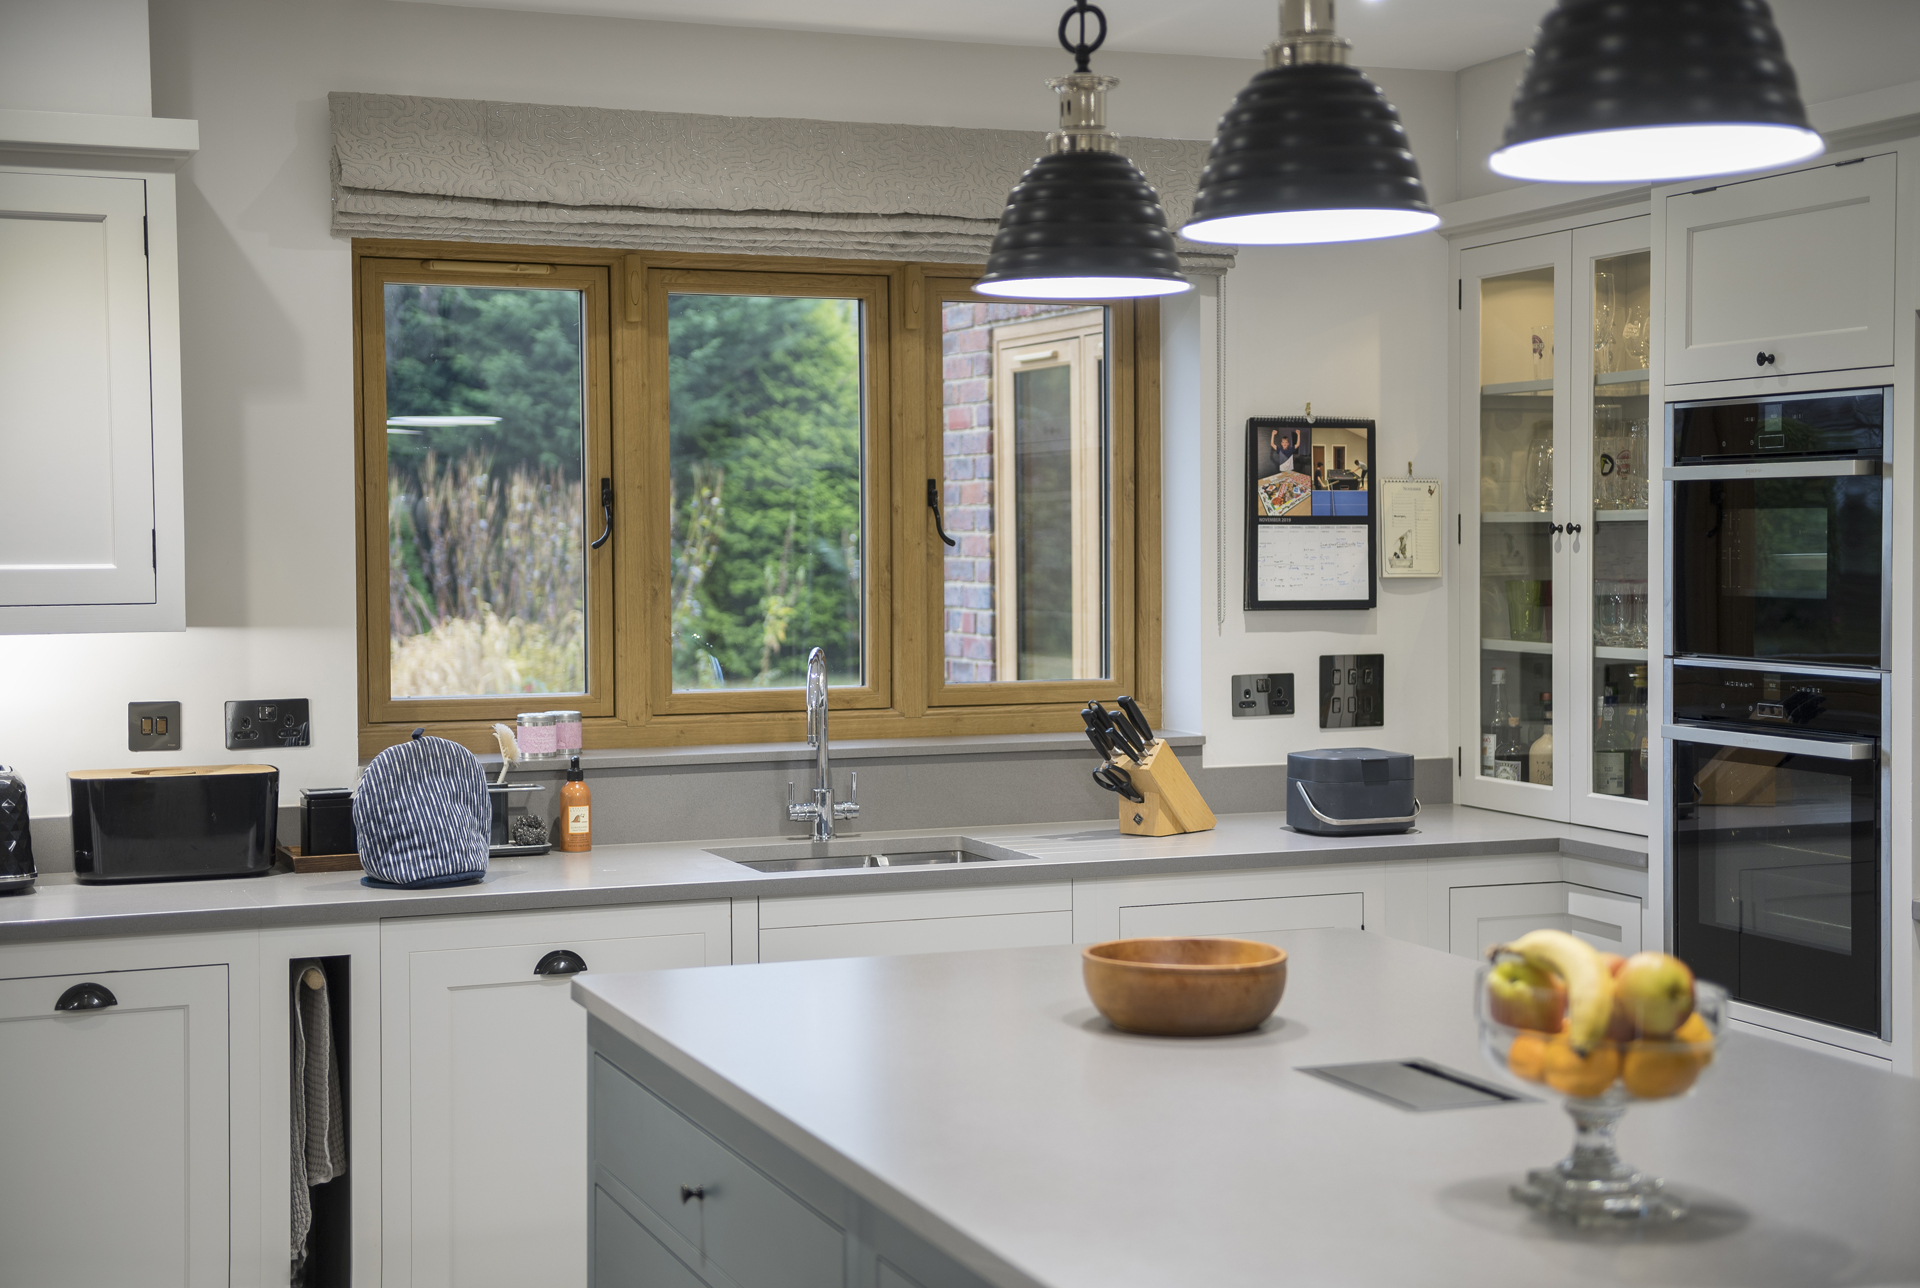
[354,244,1160,756]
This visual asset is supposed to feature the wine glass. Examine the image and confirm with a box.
[1525,436,1554,513]
[1476,964,1728,1225]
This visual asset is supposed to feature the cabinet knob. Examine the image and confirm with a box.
[1549,522,1565,535]
[533,948,588,976]
[55,982,118,1012]
[1566,522,1583,535]
[679,1184,706,1204]
[1755,351,1776,367]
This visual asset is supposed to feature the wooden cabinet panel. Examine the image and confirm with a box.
[1664,154,1896,384]
[0,964,227,1288]
[383,903,731,1288]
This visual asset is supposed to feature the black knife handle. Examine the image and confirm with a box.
[1084,726,1115,761]
[1116,695,1154,747]
[1094,703,1144,762]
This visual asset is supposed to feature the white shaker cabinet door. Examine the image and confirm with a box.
[0,964,228,1288]
[1663,153,1896,384]
[381,903,731,1288]
[0,172,157,611]
[1448,881,1641,960]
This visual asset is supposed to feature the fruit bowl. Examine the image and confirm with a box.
[1082,937,1286,1036]
[1476,960,1727,1225]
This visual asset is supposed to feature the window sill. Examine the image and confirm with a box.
[438,728,1203,774]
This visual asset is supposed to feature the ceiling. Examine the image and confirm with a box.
[403,0,1920,87]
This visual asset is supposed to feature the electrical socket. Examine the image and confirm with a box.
[1230,672,1295,717]
[1319,654,1384,729]
[225,698,311,749]
[128,701,182,752]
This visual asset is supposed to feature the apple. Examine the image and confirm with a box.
[1487,959,1567,1032]
[1613,952,1695,1038]
[1599,952,1626,977]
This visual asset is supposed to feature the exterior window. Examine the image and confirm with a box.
[354,246,1158,755]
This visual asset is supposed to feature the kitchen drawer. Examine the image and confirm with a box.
[593,1053,843,1288]
[759,910,1072,963]
[1448,881,1641,959]
[595,1188,708,1288]
[1117,892,1364,942]
[758,881,1071,929]
[879,1260,928,1288]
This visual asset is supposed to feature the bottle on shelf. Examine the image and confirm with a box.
[1530,692,1554,786]
[1594,687,1628,796]
[1484,668,1524,781]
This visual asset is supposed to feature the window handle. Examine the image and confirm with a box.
[590,477,613,550]
[926,479,957,548]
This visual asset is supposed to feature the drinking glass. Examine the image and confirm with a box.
[1530,319,1555,382]
[1526,437,1554,513]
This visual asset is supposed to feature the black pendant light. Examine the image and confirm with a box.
[975,2,1191,300]
[1490,0,1823,184]
[1184,0,1437,246]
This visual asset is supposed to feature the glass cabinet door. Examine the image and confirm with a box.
[1458,233,1572,820]
[1457,217,1652,832]
[1572,218,1653,833]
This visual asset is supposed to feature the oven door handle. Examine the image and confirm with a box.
[1664,459,1880,481]
[1662,724,1878,761]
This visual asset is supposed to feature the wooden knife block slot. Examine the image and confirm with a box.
[1115,743,1216,837]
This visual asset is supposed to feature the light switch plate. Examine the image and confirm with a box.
[1319,654,1384,729]
[129,701,182,752]
[1230,673,1295,717]
[225,698,311,749]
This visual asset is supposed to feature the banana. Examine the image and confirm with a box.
[1491,929,1614,1055]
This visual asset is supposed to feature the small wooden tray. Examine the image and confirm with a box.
[278,845,362,874]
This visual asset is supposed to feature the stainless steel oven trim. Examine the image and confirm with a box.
[1663,459,1879,480]
[1665,383,1893,425]
[1670,655,1889,679]
[1660,723,1876,760]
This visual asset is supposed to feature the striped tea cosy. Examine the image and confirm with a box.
[353,729,489,887]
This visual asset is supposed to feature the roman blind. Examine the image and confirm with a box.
[328,92,1234,274]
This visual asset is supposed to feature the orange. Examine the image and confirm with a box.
[1621,1042,1703,1099]
[1507,1031,1549,1082]
[1673,1012,1712,1047]
[1542,1037,1621,1098]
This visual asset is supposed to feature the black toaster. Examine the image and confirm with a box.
[70,765,279,882]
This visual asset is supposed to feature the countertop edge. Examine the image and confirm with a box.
[576,985,1056,1288]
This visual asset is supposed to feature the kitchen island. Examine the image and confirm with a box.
[573,929,1920,1288]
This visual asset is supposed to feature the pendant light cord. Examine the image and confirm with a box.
[1057,1,1107,72]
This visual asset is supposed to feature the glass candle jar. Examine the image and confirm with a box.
[516,711,558,759]
[548,710,582,753]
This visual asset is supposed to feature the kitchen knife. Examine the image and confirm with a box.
[1081,708,1119,761]
[1116,695,1155,749]
[1094,702,1146,763]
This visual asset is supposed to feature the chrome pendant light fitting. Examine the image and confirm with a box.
[1184,0,1438,246]
[1490,0,1823,184]
[974,2,1191,300]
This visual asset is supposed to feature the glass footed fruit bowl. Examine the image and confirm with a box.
[1475,960,1727,1226]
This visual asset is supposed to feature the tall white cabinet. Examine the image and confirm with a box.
[1454,215,1655,835]
[0,111,194,633]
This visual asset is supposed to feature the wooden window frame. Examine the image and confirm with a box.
[353,241,1161,757]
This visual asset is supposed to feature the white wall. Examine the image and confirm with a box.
[0,0,1459,822]
[0,0,151,117]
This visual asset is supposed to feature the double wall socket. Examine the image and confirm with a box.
[128,701,182,752]
[1230,673,1295,717]
[1320,654,1384,729]
[226,698,311,749]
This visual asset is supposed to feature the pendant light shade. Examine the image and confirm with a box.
[1490,0,1823,184]
[1184,0,1438,246]
[975,4,1190,300]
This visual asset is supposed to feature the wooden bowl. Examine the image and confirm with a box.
[1082,938,1288,1036]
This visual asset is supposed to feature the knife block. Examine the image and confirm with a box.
[1115,742,1216,837]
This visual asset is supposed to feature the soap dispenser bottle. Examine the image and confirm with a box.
[559,755,592,852]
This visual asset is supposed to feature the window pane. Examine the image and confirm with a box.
[384,283,587,699]
[668,294,866,690]
[942,303,1110,683]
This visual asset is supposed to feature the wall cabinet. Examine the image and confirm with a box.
[1663,154,1896,385]
[0,154,187,632]
[1456,216,1654,834]
[0,963,229,1287]
[749,883,1073,963]
[381,903,731,1288]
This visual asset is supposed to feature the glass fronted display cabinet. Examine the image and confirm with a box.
[1455,217,1653,833]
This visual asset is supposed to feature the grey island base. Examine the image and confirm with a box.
[574,929,1920,1288]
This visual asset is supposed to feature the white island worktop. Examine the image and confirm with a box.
[574,929,1920,1288]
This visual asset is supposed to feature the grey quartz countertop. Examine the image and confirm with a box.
[0,805,1644,944]
[574,929,1920,1288]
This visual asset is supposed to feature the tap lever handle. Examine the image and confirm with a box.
[834,770,860,819]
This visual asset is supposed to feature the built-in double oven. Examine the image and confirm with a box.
[1663,387,1890,1041]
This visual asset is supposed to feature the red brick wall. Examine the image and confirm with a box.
[940,301,1090,684]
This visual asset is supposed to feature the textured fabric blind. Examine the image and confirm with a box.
[329,92,1233,274]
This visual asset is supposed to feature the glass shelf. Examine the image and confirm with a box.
[1593,509,1648,522]
[1595,645,1649,661]
[1595,369,1651,386]
[1482,511,1556,524]
[1481,378,1554,396]
[1482,638,1554,655]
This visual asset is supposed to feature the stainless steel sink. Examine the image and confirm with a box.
[708,834,1012,874]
